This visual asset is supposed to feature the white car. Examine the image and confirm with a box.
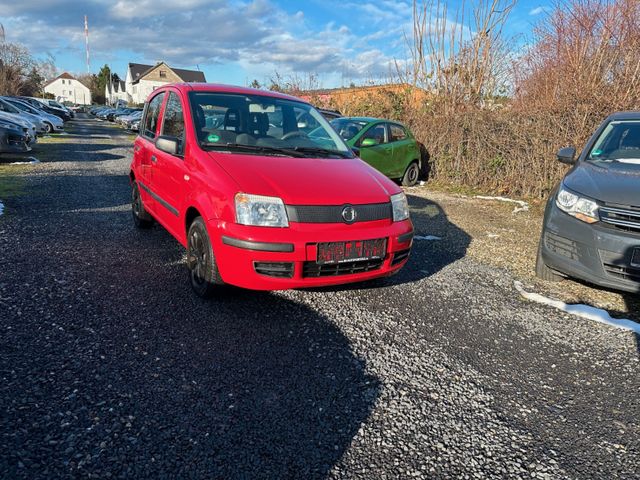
[4,97,64,134]
[0,98,46,134]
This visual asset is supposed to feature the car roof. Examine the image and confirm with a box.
[337,116,407,127]
[161,83,311,105]
[608,111,640,121]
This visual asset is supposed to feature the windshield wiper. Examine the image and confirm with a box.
[291,146,353,158]
[200,143,306,157]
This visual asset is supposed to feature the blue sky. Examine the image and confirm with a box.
[0,0,553,88]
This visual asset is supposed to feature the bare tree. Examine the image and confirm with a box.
[0,42,37,95]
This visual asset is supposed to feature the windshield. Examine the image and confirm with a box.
[588,120,640,166]
[0,99,21,114]
[189,92,354,158]
[330,118,369,141]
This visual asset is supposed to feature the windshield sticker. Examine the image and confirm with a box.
[207,134,220,143]
[591,149,602,156]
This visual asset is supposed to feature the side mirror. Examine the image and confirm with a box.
[156,135,180,155]
[361,138,378,147]
[557,146,576,165]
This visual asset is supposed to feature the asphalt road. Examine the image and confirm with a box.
[1,116,639,479]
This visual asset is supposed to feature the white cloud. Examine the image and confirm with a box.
[529,6,550,16]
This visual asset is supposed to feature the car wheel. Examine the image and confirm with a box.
[401,161,420,187]
[187,217,224,298]
[535,240,563,281]
[131,182,154,229]
[44,122,53,134]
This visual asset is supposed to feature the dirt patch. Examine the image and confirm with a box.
[407,186,639,321]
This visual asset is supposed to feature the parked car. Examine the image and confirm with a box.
[326,117,423,186]
[119,110,143,129]
[130,84,413,297]
[37,99,74,119]
[18,97,70,122]
[0,97,47,135]
[536,111,640,293]
[0,111,37,145]
[3,97,64,134]
[0,123,31,154]
[129,118,141,132]
[318,108,342,121]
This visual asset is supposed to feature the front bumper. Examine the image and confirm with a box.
[540,202,640,293]
[0,134,31,153]
[209,219,414,290]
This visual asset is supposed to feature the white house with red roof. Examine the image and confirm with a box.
[44,72,92,105]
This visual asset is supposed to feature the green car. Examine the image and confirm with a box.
[330,117,423,186]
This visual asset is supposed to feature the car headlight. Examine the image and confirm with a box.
[235,193,289,227]
[391,192,410,222]
[556,187,599,224]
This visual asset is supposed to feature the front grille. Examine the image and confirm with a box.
[303,258,384,277]
[600,204,640,234]
[253,262,294,278]
[544,232,578,260]
[602,263,640,283]
[391,248,411,266]
[286,203,391,224]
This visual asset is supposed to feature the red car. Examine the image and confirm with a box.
[130,83,414,296]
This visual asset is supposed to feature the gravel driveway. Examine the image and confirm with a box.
[1,116,639,479]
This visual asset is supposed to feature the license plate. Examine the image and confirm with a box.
[632,248,640,267]
[317,238,387,264]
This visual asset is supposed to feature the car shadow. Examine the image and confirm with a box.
[310,194,471,292]
[3,205,381,479]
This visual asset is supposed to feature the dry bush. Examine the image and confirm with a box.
[390,0,640,198]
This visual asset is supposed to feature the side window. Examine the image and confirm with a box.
[389,124,408,142]
[360,124,387,146]
[142,92,165,140]
[161,92,185,154]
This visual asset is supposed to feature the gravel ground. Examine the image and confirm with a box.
[1,116,638,479]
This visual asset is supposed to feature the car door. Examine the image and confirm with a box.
[134,91,166,218]
[356,123,394,177]
[151,90,189,237]
[388,123,415,178]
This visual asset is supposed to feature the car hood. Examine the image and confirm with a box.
[0,112,33,129]
[210,153,398,204]
[564,161,640,206]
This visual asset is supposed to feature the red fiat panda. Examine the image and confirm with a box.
[130,83,413,297]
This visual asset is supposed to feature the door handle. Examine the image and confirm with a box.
[151,155,157,163]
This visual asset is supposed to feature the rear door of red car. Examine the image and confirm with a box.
[151,89,189,238]
[135,91,166,217]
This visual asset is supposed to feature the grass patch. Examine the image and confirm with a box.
[0,165,27,198]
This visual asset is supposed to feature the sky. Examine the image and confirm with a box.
[0,0,554,88]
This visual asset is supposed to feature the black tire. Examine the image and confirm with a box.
[187,217,224,298]
[401,161,420,187]
[535,240,563,281]
[44,122,53,134]
[131,182,154,229]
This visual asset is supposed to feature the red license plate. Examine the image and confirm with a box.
[317,238,387,264]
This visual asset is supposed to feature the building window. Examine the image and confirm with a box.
[159,70,166,78]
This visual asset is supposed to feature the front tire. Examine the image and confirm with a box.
[44,122,53,134]
[187,217,224,298]
[131,182,154,229]
[535,240,563,281]
[401,161,420,187]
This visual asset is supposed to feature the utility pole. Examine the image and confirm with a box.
[84,15,90,73]
[0,23,5,43]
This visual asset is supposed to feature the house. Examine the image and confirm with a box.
[44,72,92,105]
[105,62,206,105]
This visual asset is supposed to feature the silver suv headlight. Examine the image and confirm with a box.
[556,187,599,224]
[235,193,289,227]
[391,192,410,222]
